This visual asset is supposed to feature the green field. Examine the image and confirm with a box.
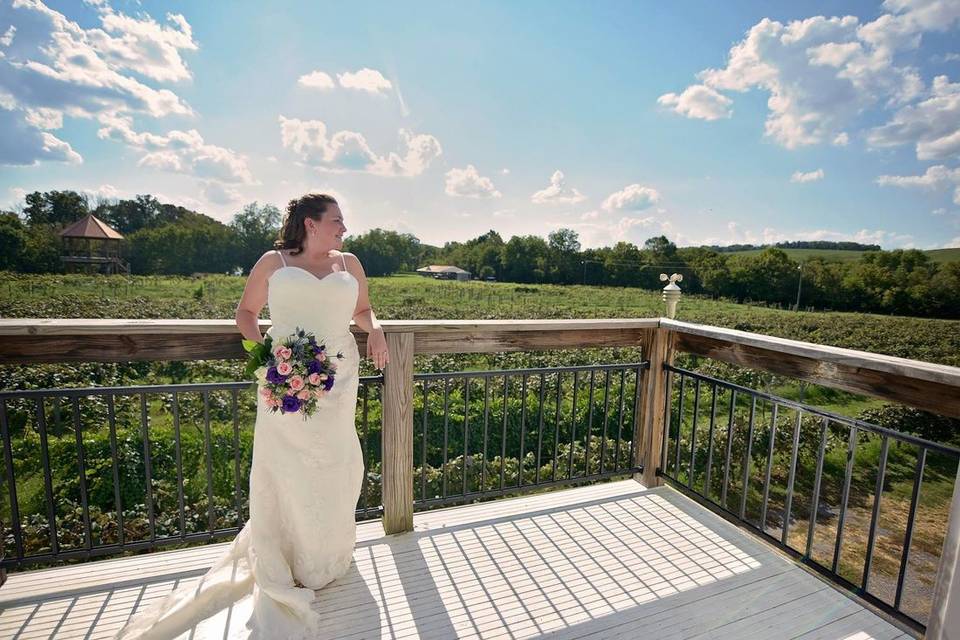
[723,246,960,263]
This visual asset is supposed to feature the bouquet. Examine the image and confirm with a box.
[242,327,344,419]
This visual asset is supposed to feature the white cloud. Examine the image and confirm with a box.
[279,116,442,177]
[657,84,732,120]
[877,164,960,204]
[337,68,392,94]
[500,168,510,175]
[0,26,16,48]
[444,165,501,198]
[531,170,586,204]
[0,0,197,166]
[790,168,825,183]
[565,215,665,249]
[656,1,960,150]
[298,70,335,90]
[868,75,960,160]
[601,184,661,211]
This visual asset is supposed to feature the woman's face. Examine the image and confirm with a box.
[306,204,347,248]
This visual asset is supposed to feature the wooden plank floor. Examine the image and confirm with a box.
[0,481,914,639]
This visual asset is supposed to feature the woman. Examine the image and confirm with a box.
[115,193,389,639]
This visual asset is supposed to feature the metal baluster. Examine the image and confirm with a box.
[482,377,490,492]
[442,377,450,499]
[805,417,829,559]
[172,392,186,536]
[553,372,561,482]
[421,380,429,501]
[361,384,371,513]
[759,403,779,533]
[704,384,718,498]
[739,396,757,520]
[463,376,470,496]
[584,369,596,476]
[202,390,215,532]
[862,436,889,592]
[832,425,858,573]
[689,379,701,488]
[615,368,626,470]
[661,369,673,477]
[568,371,579,479]
[518,374,527,487]
[894,447,927,610]
[36,398,58,556]
[500,375,509,490]
[1,399,24,561]
[231,389,242,525]
[106,395,124,547]
[781,410,802,547]
[628,366,643,471]
[536,373,546,485]
[71,397,92,551]
[674,374,686,476]
[600,369,611,475]
[721,390,736,509]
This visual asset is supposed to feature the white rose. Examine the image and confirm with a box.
[255,365,269,383]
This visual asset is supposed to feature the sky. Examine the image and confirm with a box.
[1,0,959,250]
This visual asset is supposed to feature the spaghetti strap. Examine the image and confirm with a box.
[276,249,287,267]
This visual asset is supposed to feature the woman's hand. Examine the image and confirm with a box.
[366,327,389,371]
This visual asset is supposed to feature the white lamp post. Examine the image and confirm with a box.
[661,273,683,319]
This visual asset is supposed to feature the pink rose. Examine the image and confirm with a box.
[315,352,326,362]
[289,375,305,391]
[308,373,321,385]
[277,361,292,375]
[259,386,272,397]
[286,388,296,396]
[313,388,326,399]
[280,346,292,360]
[272,344,285,357]
[297,389,310,400]
[267,397,280,408]
[319,373,328,381]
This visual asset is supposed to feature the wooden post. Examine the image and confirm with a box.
[638,327,676,488]
[925,471,960,639]
[382,332,414,534]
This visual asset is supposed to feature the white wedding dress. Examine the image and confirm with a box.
[115,250,364,640]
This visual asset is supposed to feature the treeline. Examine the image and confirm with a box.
[2,190,958,318]
[706,240,882,253]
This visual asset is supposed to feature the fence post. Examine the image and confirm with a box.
[926,471,960,639]
[639,326,676,488]
[382,332,414,534]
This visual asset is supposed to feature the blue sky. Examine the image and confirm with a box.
[1,0,959,249]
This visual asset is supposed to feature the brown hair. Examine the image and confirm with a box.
[273,193,339,255]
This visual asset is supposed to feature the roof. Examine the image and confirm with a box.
[59,214,124,240]
[416,265,471,273]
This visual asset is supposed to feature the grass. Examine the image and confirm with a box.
[725,246,960,263]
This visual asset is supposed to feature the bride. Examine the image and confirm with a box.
[115,193,390,639]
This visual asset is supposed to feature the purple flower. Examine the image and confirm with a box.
[323,376,334,391]
[281,395,302,413]
[266,366,287,385]
[307,359,322,375]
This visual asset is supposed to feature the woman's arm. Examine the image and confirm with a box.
[343,252,390,370]
[234,251,281,343]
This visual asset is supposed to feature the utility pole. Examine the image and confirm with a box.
[795,263,803,311]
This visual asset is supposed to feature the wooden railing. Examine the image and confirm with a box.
[2,316,959,634]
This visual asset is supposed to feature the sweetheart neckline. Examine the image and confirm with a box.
[269,265,357,285]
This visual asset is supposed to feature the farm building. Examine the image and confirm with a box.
[416,265,472,280]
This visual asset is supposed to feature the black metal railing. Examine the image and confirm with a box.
[659,364,960,632]
[0,376,383,570]
[413,361,647,509]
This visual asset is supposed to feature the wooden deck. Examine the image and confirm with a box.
[0,481,914,639]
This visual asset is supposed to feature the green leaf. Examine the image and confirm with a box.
[241,338,259,353]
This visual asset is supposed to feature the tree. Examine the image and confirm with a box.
[0,213,26,271]
[230,202,282,273]
[23,190,89,227]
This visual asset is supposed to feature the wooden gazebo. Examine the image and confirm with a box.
[59,214,130,274]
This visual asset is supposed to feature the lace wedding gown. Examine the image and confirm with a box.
[115,250,364,640]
